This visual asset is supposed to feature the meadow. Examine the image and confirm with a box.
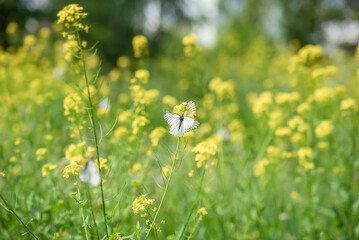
[1,4,359,240]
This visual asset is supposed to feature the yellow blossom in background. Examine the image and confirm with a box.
[39,27,51,39]
[247,91,273,117]
[173,101,188,115]
[36,148,47,161]
[297,102,310,115]
[182,33,198,56]
[132,116,150,135]
[131,163,142,173]
[275,127,291,137]
[63,163,82,178]
[297,44,323,64]
[114,126,129,140]
[312,65,338,80]
[188,170,194,177]
[6,22,18,34]
[99,157,108,170]
[149,127,167,147]
[9,156,17,162]
[42,163,57,177]
[317,141,328,149]
[132,35,149,58]
[340,98,357,116]
[253,158,270,177]
[65,142,86,164]
[266,146,280,159]
[118,93,129,104]
[0,172,5,177]
[162,96,178,107]
[14,137,22,145]
[209,77,235,101]
[192,136,222,168]
[313,87,334,103]
[315,120,334,138]
[134,69,150,84]
[275,92,300,105]
[198,208,208,216]
[118,110,132,123]
[117,56,130,68]
[132,194,155,214]
[109,68,121,82]
[290,191,302,202]
[63,93,85,122]
[85,146,96,158]
[269,110,283,128]
[297,147,313,160]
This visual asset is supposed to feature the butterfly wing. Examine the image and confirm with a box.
[182,116,200,134]
[79,158,101,187]
[185,100,196,116]
[164,111,181,136]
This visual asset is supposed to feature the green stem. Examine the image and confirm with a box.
[76,30,109,239]
[177,166,206,240]
[0,193,40,240]
[145,209,159,240]
[145,137,181,239]
[187,216,202,240]
[77,187,89,240]
[87,185,100,240]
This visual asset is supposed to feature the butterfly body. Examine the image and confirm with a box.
[164,101,200,137]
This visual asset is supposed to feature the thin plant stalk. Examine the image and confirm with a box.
[187,216,202,240]
[145,209,159,240]
[78,188,89,240]
[87,185,100,240]
[145,138,181,239]
[75,30,109,239]
[0,193,40,240]
[176,166,206,240]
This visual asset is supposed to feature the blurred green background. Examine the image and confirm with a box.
[1,0,359,66]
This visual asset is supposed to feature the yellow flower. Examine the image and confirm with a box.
[117,56,130,68]
[63,93,85,122]
[132,195,155,214]
[132,35,149,58]
[162,96,178,107]
[131,163,142,173]
[312,65,338,79]
[42,163,57,177]
[315,120,334,138]
[134,69,150,84]
[192,136,222,168]
[57,4,88,31]
[65,142,86,164]
[340,98,357,116]
[132,116,150,135]
[63,163,82,178]
[14,137,22,145]
[290,191,302,202]
[275,92,300,105]
[118,93,129,104]
[173,101,188,115]
[188,170,194,177]
[297,102,310,115]
[313,87,334,103]
[24,35,36,46]
[114,126,129,140]
[0,172,5,177]
[208,77,235,101]
[182,33,198,56]
[99,157,108,170]
[118,110,132,123]
[297,45,323,64]
[297,147,313,160]
[197,208,208,216]
[149,127,167,147]
[247,91,273,117]
[36,148,47,161]
[6,22,18,34]
[85,146,96,158]
[109,68,121,82]
[275,127,291,137]
[253,158,269,177]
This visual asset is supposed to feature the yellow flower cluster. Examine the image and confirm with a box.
[162,96,178,107]
[315,120,334,138]
[275,92,300,105]
[113,126,129,140]
[63,163,82,178]
[132,35,149,58]
[253,158,269,177]
[197,208,208,216]
[6,22,18,34]
[133,69,150,84]
[130,85,159,114]
[173,101,188,115]
[297,147,314,170]
[57,4,88,32]
[36,148,47,161]
[340,98,357,116]
[132,116,150,135]
[117,56,130,68]
[132,194,155,214]
[313,87,334,103]
[149,127,167,147]
[191,136,222,168]
[63,93,85,122]
[289,45,323,70]
[182,33,198,56]
[209,77,235,101]
[247,91,272,117]
[65,142,86,164]
[312,65,338,80]
[41,163,57,177]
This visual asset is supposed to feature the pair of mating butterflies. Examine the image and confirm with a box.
[80,100,200,187]
[164,100,200,137]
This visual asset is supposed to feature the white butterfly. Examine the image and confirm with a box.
[79,157,101,187]
[164,100,200,137]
